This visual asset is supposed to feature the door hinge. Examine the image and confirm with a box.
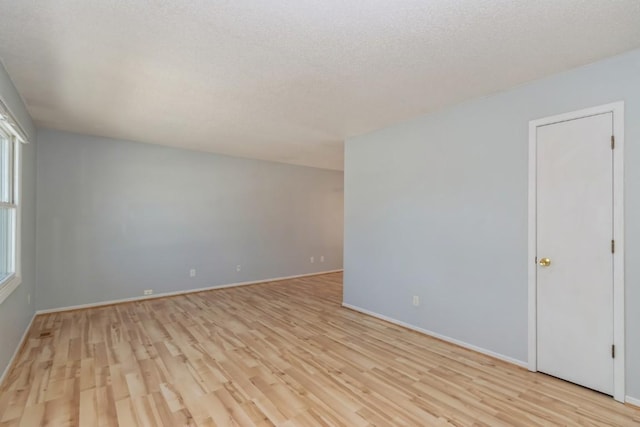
[611,240,615,254]
[612,344,615,358]
[611,135,615,149]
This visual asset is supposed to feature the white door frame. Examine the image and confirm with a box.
[528,101,625,403]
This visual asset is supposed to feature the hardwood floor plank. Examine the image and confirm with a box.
[1,272,639,426]
[114,398,138,427]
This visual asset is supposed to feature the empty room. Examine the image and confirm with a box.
[1,1,640,426]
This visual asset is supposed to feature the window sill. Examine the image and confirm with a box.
[0,275,21,305]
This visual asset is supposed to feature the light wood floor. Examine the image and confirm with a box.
[1,273,638,426]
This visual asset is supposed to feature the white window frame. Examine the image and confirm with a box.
[0,123,21,305]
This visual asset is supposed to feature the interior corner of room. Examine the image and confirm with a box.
[343,48,640,404]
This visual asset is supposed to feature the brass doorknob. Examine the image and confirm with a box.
[538,258,551,267]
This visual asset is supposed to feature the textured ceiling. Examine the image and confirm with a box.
[1,1,640,170]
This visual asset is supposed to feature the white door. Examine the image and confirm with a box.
[536,112,614,395]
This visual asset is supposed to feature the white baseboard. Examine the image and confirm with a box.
[0,312,35,388]
[342,302,528,369]
[36,269,344,315]
[626,395,640,407]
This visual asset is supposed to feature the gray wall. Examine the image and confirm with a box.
[344,48,640,398]
[36,129,343,310]
[0,62,37,380]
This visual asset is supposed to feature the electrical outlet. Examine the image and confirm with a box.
[236,265,241,272]
[189,268,196,277]
[310,256,315,263]
[320,255,325,263]
[412,296,420,306]
[144,289,153,296]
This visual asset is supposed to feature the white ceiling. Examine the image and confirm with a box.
[1,1,640,170]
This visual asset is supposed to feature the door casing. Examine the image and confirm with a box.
[527,101,625,403]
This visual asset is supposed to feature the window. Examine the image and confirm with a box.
[0,119,20,304]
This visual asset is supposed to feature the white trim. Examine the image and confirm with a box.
[36,269,344,314]
[0,274,21,305]
[0,312,35,388]
[342,302,527,369]
[0,94,29,144]
[527,117,538,373]
[528,101,625,403]
[14,140,21,297]
[626,396,640,407]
